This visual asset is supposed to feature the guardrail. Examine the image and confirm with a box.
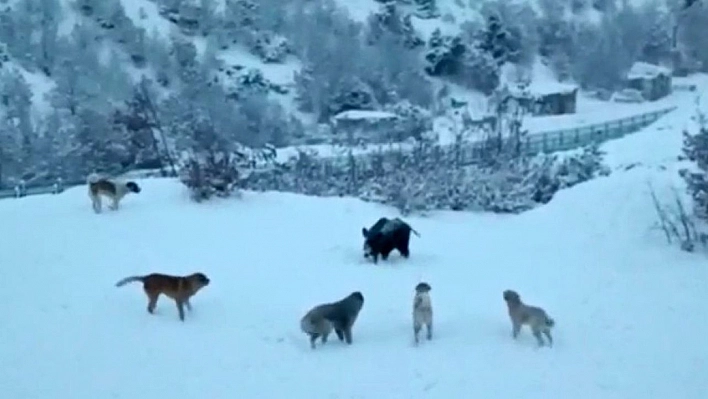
[0,106,676,201]
[456,106,676,165]
[0,184,64,200]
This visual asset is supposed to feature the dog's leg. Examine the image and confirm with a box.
[109,196,119,211]
[543,329,553,347]
[309,333,320,349]
[512,321,521,339]
[413,321,422,344]
[92,195,102,213]
[146,291,159,314]
[343,326,353,344]
[335,328,345,341]
[531,325,545,347]
[176,299,186,321]
[426,320,433,341]
[321,331,329,345]
[185,299,193,312]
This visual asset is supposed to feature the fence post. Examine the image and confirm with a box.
[14,180,26,198]
[543,133,548,152]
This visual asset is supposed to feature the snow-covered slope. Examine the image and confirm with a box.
[1,92,707,398]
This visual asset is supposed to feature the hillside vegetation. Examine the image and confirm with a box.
[0,0,705,187]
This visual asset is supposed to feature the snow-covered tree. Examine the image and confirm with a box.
[414,0,440,19]
[681,111,708,221]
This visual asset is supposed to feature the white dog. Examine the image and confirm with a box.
[87,173,141,213]
[413,282,433,344]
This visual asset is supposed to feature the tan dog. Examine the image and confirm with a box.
[87,173,141,213]
[413,282,433,344]
[503,289,555,347]
[116,272,210,321]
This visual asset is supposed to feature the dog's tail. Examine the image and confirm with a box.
[87,172,102,185]
[545,317,555,328]
[115,275,145,287]
[410,226,421,237]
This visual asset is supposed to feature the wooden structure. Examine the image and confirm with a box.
[330,110,399,144]
[625,62,672,101]
[508,82,578,116]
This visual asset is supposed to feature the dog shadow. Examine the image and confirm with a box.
[335,246,440,268]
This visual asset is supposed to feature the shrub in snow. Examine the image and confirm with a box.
[227,68,271,100]
[178,150,243,202]
[178,145,276,202]
[681,111,708,221]
[649,184,702,253]
[385,100,433,141]
[423,29,500,95]
[424,29,466,77]
[414,0,440,19]
[0,42,10,67]
[249,31,290,63]
[552,144,612,190]
[667,108,708,251]
[366,3,424,49]
[243,137,609,215]
[327,77,380,118]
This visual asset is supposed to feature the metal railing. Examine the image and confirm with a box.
[0,106,676,200]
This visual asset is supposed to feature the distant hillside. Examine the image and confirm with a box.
[0,0,705,186]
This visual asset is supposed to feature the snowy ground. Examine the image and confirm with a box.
[2,86,708,398]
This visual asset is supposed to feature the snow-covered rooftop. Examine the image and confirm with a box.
[510,81,578,97]
[332,110,398,121]
[627,61,672,80]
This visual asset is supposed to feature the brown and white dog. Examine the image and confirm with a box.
[87,173,141,213]
[413,282,433,345]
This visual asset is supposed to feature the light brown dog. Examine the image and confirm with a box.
[116,272,210,321]
[503,289,555,347]
[87,173,141,213]
[413,282,433,345]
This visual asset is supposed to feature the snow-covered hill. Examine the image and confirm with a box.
[1,84,707,398]
[1,0,660,128]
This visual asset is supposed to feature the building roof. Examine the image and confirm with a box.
[332,110,398,121]
[509,81,578,98]
[626,62,671,80]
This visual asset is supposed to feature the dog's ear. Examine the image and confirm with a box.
[361,227,369,238]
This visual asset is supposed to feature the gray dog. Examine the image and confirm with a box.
[300,291,365,349]
[503,289,555,347]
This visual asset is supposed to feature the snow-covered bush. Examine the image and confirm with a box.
[680,108,708,222]
[226,68,271,100]
[644,107,708,252]
[423,29,500,95]
[249,31,290,63]
[178,150,244,202]
[365,3,424,49]
[414,0,440,19]
[178,145,276,202]
[243,138,609,215]
[0,42,10,67]
[385,100,433,141]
